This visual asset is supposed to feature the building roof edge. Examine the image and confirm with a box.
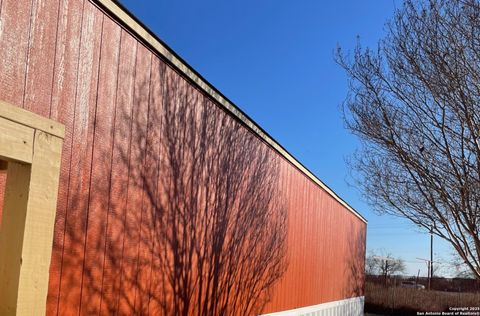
[92,0,368,224]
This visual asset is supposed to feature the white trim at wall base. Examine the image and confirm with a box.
[261,296,364,316]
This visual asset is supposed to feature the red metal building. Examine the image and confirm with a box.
[0,0,366,315]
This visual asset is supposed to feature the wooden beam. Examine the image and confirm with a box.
[0,162,31,315]
[0,117,34,164]
[0,101,64,315]
[16,131,63,315]
[0,100,64,138]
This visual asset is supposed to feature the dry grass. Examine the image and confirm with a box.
[365,282,480,315]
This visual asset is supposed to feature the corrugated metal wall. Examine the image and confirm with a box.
[0,0,366,314]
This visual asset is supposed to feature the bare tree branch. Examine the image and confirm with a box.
[337,0,480,279]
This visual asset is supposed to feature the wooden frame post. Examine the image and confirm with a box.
[0,101,64,316]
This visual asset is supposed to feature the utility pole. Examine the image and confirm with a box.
[430,225,434,287]
[428,261,431,290]
[417,257,431,290]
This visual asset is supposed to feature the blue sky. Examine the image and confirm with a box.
[119,0,454,277]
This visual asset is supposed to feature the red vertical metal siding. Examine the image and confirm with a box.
[46,1,84,314]
[0,0,32,107]
[263,163,365,313]
[0,0,366,314]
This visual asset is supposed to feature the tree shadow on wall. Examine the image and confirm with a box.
[343,223,366,300]
[57,65,288,315]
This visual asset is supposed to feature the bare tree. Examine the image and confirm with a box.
[365,251,380,276]
[336,0,480,279]
[366,250,406,277]
[377,258,406,279]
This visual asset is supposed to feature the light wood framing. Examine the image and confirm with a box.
[93,0,367,223]
[0,101,64,315]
